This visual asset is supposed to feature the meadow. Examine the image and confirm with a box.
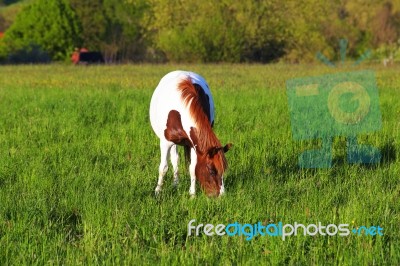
[0,64,399,265]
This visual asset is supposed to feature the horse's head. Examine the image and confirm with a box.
[196,143,232,197]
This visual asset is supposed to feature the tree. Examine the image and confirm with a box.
[229,1,287,62]
[68,0,107,51]
[0,14,6,32]
[69,0,148,62]
[1,0,81,61]
[101,0,149,62]
[146,0,245,62]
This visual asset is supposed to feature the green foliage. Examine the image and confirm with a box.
[147,0,290,62]
[68,0,107,50]
[0,13,5,32]
[2,0,400,62]
[148,0,244,62]
[69,0,148,62]
[0,0,32,31]
[102,0,149,61]
[1,0,81,61]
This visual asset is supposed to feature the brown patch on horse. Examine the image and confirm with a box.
[165,110,193,162]
[195,155,221,197]
[164,110,192,147]
[194,144,232,197]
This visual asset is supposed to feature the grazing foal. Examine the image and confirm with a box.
[150,71,231,197]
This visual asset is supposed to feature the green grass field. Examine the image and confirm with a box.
[0,64,399,264]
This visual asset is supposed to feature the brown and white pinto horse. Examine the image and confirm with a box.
[150,71,231,197]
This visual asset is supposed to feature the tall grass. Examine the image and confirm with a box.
[0,64,398,264]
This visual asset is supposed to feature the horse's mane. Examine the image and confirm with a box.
[178,77,227,171]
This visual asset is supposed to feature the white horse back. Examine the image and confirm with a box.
[150,71,215,140]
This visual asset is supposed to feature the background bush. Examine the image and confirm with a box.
[1,0,400,63]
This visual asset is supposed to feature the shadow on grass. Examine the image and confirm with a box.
[333,140,397,169]
[380,141,397,164]
[49,208,83,243]
[270,140,397,173]
[264,153,320,180]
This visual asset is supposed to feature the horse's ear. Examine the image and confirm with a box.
[223,143,232,153]
[207,143,233,158]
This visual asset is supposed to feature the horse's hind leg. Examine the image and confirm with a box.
[170,144,179,187]
[155,141,172,195]
[189,148,197,196]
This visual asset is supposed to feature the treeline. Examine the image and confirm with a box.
[1,0,400,63]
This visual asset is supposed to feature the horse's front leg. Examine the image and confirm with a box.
[189,148,197,196]
[155,141,172,195]
[170,144,179,187]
